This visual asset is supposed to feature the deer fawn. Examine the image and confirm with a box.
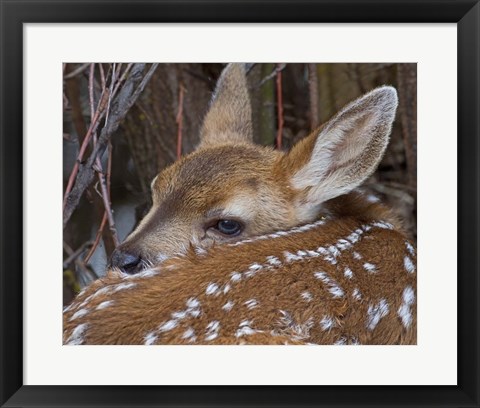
[63,64,416,345]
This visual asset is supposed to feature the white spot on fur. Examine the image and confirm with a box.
[184,298,201,318]
[171,310,188,319]
[363,263,376,273]
[314,271,344,298]
[90,286,111,300]
[406,241,415,257]
[266,256,282,266]
[122,267,159,280]
[245,263,263,277]
[96,300,114,310]
[206,282,220,295]
[186,297,200,308]
[320,316,336,331]
[366,298,390,331]
[182,327,197,342]
[344,267,354,279]
[278,311,314,340]
[244,299,259,309]
[328,245,341,258]
[229,219,325,247]
[112,282,137,292]
[404,256,415,274]
[334,336,347,345]
[230,272,242,282]
[353,251,362,260]
[159,320,178,332]
[236,320,258,337]
[317,247,337,265]
[222,283,231,294]
[222,301,235,311]
[70,308,89,321]
[301,291,313,302]
[352,288,362,301]
[284,251,303,262]
[397,286,415,328]
[205,321,220,341]
[65,323,88,345]
[336,239,351,251]
[144,332,157,345]
[372,221,394,229]
[348,232,361,244]
[63,303,74,313]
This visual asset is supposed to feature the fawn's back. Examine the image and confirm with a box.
[64,197,416,345]
[63,64,416,345]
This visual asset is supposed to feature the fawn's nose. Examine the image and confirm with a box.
[110,249,143,274]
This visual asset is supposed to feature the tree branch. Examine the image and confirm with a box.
[63,63,159,228]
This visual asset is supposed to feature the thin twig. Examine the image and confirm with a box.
[63,241,94,269]
[176,84,185,160]
[276,64,284,149]
[62,87,110,209]
[96,170,120,247]
[99,64,106,90]
[254,63,287,89]
[308,64,320,130]
[89,65,120,248]
[84,213,107,264]
[84,139,115,264]
[64,63,91,79]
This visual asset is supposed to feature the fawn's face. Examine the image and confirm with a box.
[111,64,398,273]
[116,144,298,269]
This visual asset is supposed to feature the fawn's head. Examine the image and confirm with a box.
[111,64,398,273]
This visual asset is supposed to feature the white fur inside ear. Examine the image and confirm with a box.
[292,86,398,206]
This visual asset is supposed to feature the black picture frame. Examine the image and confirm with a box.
[1,1,479,407]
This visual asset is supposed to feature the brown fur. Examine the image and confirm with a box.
[64,207,416,345]
[64,64,414,345]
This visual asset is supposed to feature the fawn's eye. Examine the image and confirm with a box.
[215,219,242,236]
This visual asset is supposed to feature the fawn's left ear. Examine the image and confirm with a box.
[283,86,398,222]
[198,63,253,149]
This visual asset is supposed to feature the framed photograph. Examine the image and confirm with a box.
[1,0,479,407]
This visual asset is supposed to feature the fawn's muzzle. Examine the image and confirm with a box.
[110,248,143,274]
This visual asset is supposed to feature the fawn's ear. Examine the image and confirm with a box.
[198,63,253,149]
[284,86,398,221]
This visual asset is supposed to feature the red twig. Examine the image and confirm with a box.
[83,214,107,264]
[83,140,115,264]
[308,64,320,130]
[62,82,110,211]
[276,64,284,149]
[176,84,185,160]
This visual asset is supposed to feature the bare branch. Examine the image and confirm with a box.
[276,64,284,149]
[176,84,185,160]
[308,64,320,130]
[63,63,159,228]
[253,63,287,89]
[63,63,91,79]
